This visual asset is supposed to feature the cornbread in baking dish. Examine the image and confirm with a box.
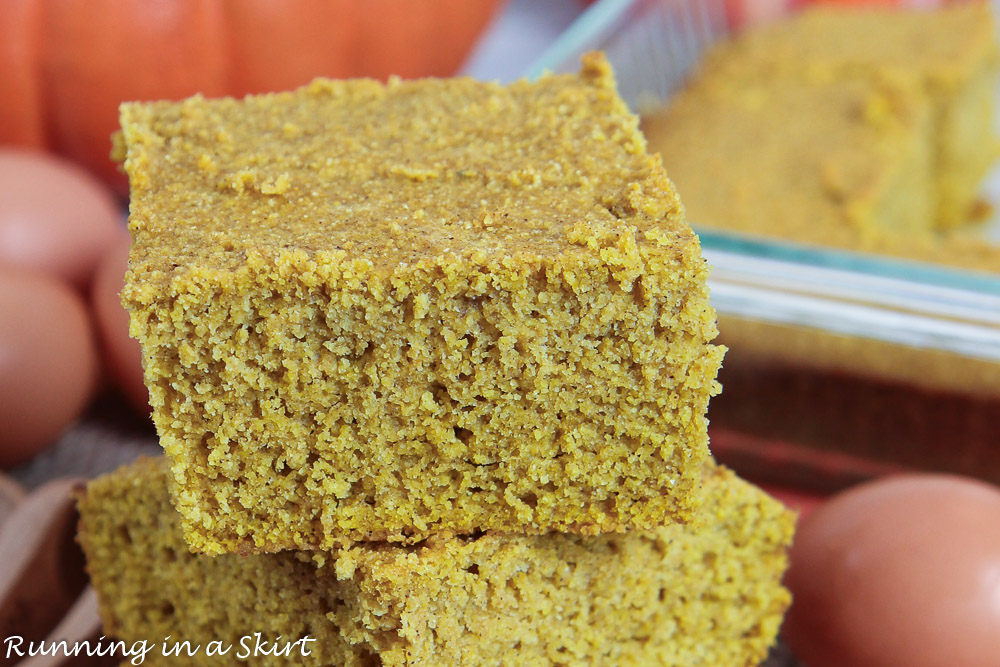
[644,73,934,248]
[643,3,1000,463]
[697,1,1000,231]
[117,53,724,555]
[644,1,999,246]
[78,458,795,667]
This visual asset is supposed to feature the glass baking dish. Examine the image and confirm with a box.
[527,0,1000,492]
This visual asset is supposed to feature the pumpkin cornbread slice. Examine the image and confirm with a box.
[118,54,724,554]
[78,458,794,667]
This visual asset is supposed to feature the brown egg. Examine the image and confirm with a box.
[784,474,1000,667]
[0,270,99,466]
[0,149,121,289]
[92,235,149,416]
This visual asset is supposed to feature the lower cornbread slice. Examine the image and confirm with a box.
[77,458,794,666]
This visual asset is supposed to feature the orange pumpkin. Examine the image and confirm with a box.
[0,0,502,192]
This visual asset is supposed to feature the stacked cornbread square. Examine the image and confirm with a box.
[117,53,723,555]
[79,55,794,664]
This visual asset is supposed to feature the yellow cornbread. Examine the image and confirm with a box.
[692,1,1000,230]
[643,1,1000,250]
[644,73,934,247]
[118,54,724,555]
[78,458,794,667]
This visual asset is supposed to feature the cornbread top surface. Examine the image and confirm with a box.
[703,2,997,84]
[119,53,688,299]
[643,1,1000,270]
[642,73,931,243]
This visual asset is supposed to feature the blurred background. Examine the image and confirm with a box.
[1,1,998,666]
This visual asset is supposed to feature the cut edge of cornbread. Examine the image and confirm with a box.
[119,54,724,554]
[78,457,795,667]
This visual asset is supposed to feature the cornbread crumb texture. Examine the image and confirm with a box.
[121,54,724,554]
[643,1,1000,271]
[79,458,794,667]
